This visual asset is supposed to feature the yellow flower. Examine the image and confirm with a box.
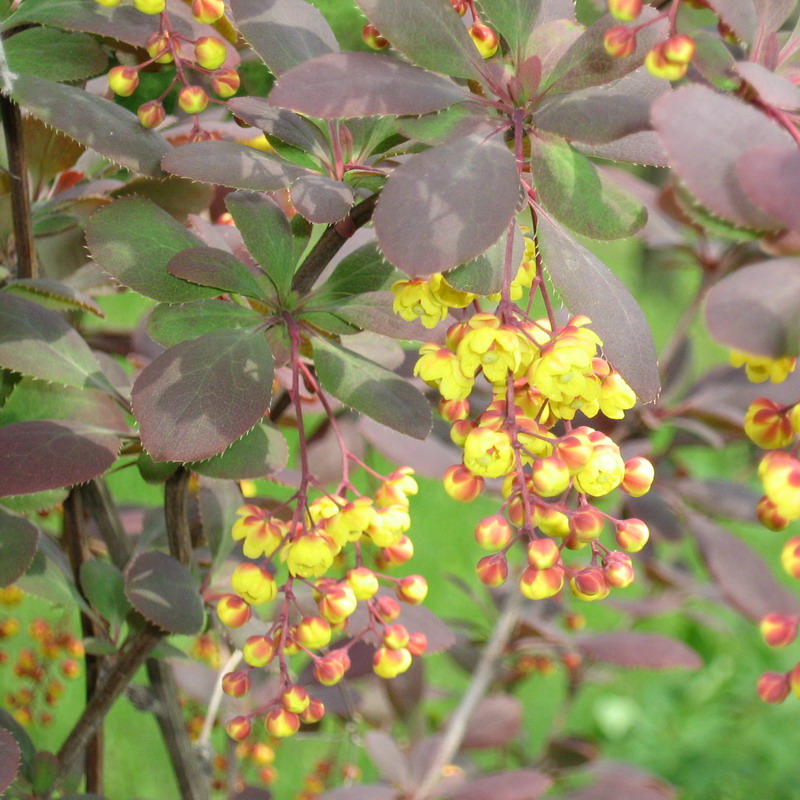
[573,443,625,497]
[730,350,797,384]
[324,497,377,547]
[599,369,636,419]
[457,313,535,385]
[429,274,476,308]
[391,278,448,328]
[463,427,515,478]
[367,505,411,547]
[414,344,475,400]
[286,532,337,578]
[232,505,286,559]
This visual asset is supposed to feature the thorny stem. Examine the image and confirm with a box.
[410,590,523,800]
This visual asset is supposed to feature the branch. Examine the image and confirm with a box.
[0,93,35,278]
[290,193,378,296]
[165,467,193,567]
[410,590,523,800]
[81,478,132,567]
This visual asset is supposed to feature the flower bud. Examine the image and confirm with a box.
[192,0,226,23]
[396,575,428,605]
[383,623,410,650]
[526,537,561,570]
[469,23,499,59]
[569,507,605,543]
[756,496,790,531]
[570,567,610,602]
[790,663,800,699]
[439,398,470,422]
[531,455,571,497]
[379,536,414,567]
[443,465,484,502]
[604,552,635,588]
[295,616,331,651]
[211,68,241,98]
[137,100,166,129]
[537,505,571,538]
[226,716,251,740]
[95,0,123,6]
[645,43,688,81]
[178,85,209,114]
[609,0,642,20]
[760,612,798,648]
[146,32,178,64]
[195,36,227,70]
[301,697,325,724]
[758,671,790,704]
[781,537,800,579]
[265,708,300,738]
[744,398,794,449]
[603,26,636,58]
[476,554,509,586]
[519,565,564,599]
[319,583,357,622]
[242,635,275,667]
[346,567,380,600]
[362,23,389,49]
[373,646,412,678]
[314,655,346,686]
[615,518,649,552]
[621,457,655,497]
[281,685,310,714]
[662,33,696,64]
[375,595,401,622]
[475,515,513,550]
[231,562,278,605]
[217,594,251,628]
[556,433,594,473]
[450,0,469,14]
[108,66,139,97]
[133,0,166,13]
[407,631,428,656]
[222,670,250,698]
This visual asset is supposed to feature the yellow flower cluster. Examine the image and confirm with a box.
[730,349,797,384]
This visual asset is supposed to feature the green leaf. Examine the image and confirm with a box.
[131,329,274,463]
[136,453,179,485]
[0,294,111,391]
[476,0,542,59]
[313,335,432,439]
[189,421,288,479]
[111,176,215,224]
[395,103,489,146]
[0,508,39,587]
[79,560,131,634]
[0,489,68,514]
[529,135,646,240]
[4,278,104,317]
[312,242,401,303]
[336,291,433,341]
[18,548,84,609]
[299,310,362,335]
[167,247,268,299]
[225,190,295,299]
[445,225,524,295]
[124,551,204,635]
[147,299,265,347]
[4,26,107,82]
[85,198,220,302]
[198,477,243,576]
[1,74,169,177]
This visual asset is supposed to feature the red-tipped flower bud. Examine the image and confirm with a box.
[362,23,389,50]
[760,612,799,648]
[608,0,642,21]
[476,554,509,586]
[108,66,140,97]
[469,23,499,59]
[603,26,637,58]
[137,100,165,129]
[195,36,227,70]
[211,67,240,98]
[191,0,225,24]
[758,671,790,704]
[178,85,209,114]
[475,515,514,550]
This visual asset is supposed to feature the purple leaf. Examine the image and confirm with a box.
[318,787,397,800]
[530,135,647,240]
[736,145,800,233]
[0,727,20,795]
[337,291,444,341]
[535,214,660,402]
[461,694,522,749]
[397,104,494,146]
[651,85,791,229]
[270,52,469,118]
[162,141,309,191]
[189,422,288,480]
[671,479,759,522]
[576,131,670,167]
[735,61,800,109]
[3,74,168,177]
[704,258,800,357]
[86,197,218,303]
[704,0,757,45]
[168,247,265,298]
[690,512,800,620]
[575,633,702,670]
[124,551,204,635]
[227,98,327,155]
[0,294,109,392]
[544,10,666,94]
[131,329,274,462]
[355,0,485,80]
[199,476,244,573]
[374,133,520,274]
[534,69,668,145]
[229,0,339,76]
[527,19,583,78]
[290,175,354,223]
[365,731,411,789]
[312,336,432,440]
[753,0,796,39]
[0,509,39,587]
[559,762,676,800]
[0,421,120,497]
[445,225,524,295]
[443,769,552,800]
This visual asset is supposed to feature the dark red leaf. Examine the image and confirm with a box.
[190,422,288,480]
[271,53,469,118]
[671,479,759,522]
[704,258,800,357]
[131,329,274,463]
[227,98,326,155]
[365,731,411,789]
[737,145,800,234]
[374,133,520,274]
[651,85,791,229]
[318,786,397,800]
[162,141,309,191]
[735,62,800,109]
[475,0,543,60]
[229,0,339,76]
[704,0,756,45]
[168,247,265,298]
[461,694,522,749]
[356,0,484,81]
[443,769,552,800]
[124,551,205,635]
[336,291,444,341]
[198,476,244,574]
[575,632,702,670]
[0,421,119,497]
[576,131,670,167]
[0,727,20,795]
[0,509,39,587]
[290,175,354,224]
[559,762,676,800]
[690,512,800,620]
[535,213,660,402]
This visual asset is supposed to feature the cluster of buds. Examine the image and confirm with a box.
[296,759,361,800]
[217,467,429,741]
[362,1,499,59]
[98,0,240,133]
[603,0,696,80]
[392,238,654,606]
[1,600,83,727]
[757,612,800,704]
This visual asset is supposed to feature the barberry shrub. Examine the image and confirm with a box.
[1,0,800,797]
